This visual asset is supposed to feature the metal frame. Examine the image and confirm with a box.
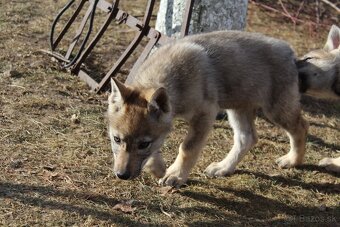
[48,0,194,93]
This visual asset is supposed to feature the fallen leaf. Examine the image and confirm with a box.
[159,186,179,196]
[113,200,136,214]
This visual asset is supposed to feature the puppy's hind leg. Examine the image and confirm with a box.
[205,108,258,177]
[267,107,309,168]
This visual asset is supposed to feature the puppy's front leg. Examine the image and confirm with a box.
[159,109,217,188]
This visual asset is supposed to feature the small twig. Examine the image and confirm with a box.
[249,0,329,27]
[295,0,306,19]
[320,0,340,13]
[8,84,26,89]
[30,119,48,129]
[278,0,296,24]
[37,49,53,55]
[160,205,174,218]
[0,134,10,142]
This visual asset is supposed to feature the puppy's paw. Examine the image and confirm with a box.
[144,152,166,178]
[148,162,166,179]
[319,157,333,167]
[145,159,166,179]
[204,161,235,177]
[319,158,340,173]
[276,154,302,168]
[159,175,186,188]
[158,165,188,188]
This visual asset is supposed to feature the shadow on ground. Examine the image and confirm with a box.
[0,182,147,226]
[183,170,339,226]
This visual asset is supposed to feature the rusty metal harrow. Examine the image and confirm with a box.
[48,0,194,93]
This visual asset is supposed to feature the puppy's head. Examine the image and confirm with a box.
[297,25,340,99]
[107,78,172,180]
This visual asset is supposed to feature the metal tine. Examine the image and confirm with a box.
[125,0,162,83]
[180,0,194,38]
[95,33,144,92]
[142,0,156,26]
[72,0,120,74]
[65,0,95,60]
[94,0,156,93]
[126,31,160,84]
[48,0,194,93]
[64,0,99,68]
[51,0,87,51]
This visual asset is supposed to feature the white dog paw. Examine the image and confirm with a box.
[204,162,235,177]
[158,166,188,188]
[319,158,340,173]
[319,157,332,167]
[276,154,301,168]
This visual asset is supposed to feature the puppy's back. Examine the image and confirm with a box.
[130,31,299,111]
[186,31,298,108]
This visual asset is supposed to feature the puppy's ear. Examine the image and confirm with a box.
[148,87,170,118]
[109,78,129,104]
[324,25,340,52]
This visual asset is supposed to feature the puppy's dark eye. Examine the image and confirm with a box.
[138,141,151,150]
[113,136,121,144]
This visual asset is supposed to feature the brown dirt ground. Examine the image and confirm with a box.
[0,0,339,226]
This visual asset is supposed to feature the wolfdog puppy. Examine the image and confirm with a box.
[297,25,340,173]
[107,30,308,187]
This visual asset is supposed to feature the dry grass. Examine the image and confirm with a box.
[0,0,339,226]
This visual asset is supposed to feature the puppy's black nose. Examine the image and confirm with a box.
[116,171,130,180]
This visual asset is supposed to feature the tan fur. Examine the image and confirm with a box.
[297,25,340,173]
[108,30,308,187]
